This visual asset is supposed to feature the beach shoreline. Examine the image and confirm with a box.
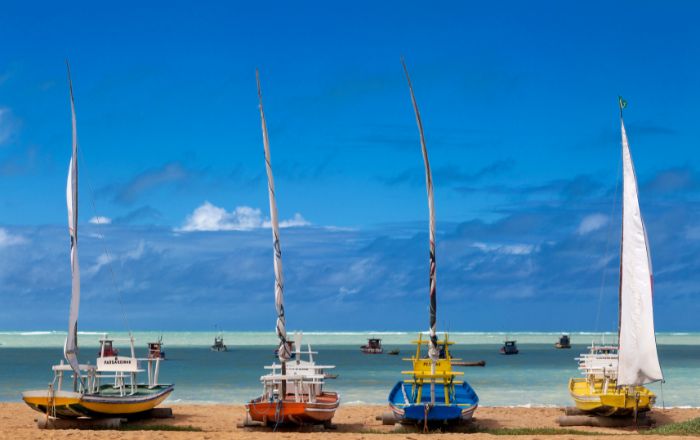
[2,403,699,439]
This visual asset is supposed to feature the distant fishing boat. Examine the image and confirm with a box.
[500,340,519,355]
[568,97,663,416]
[21,63,173,419]
[99,337,119,357]
[211,332,228,352]
[388,349,400,356]
[244,71,339,427]
[387,60,479,426]
[148,336,166,360]
[555,334,571,349]
[361,338,384,354]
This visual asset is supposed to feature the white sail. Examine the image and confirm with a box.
[617,106,663,386]
[401,60,439,363]
[256,71,291,362]
[64,62,81,378]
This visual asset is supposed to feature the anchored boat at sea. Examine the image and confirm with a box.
[361,338,384,354]
[568,97,664,417]
[21,63,173,419]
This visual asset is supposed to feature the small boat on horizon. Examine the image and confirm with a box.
[387,349,400,356]
[568,98,663,417]
[361,338,384,354]
[211,333,228,352]
[555,334,571,349]
[500,340,519,355]
[148,336,166,359]
[244,71,339,427]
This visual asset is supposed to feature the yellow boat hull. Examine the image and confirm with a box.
[568,378,655,416]
[22,385,174,419]
[22,391,85,418]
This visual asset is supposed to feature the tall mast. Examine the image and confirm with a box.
[256,71,291,376]
[402,60,439,404]
[64,61,82,383]
[616,96,663,386]
[617,97,624,342]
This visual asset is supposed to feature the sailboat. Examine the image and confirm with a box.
[21,64,174,419]
[244,71,339,427]
[568,97,663,416]
[387,60,479,425]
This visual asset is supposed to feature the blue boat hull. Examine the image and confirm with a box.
[388,380,479,423]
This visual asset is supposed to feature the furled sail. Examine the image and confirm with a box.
[401,60,439,363]
[64,62,81,378]
[616,97,663,386]
[256,71,291,363]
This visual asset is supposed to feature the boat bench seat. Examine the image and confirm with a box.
[403,379,464,385]
[401,370,463,377]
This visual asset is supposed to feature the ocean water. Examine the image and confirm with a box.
[1,331,698,407]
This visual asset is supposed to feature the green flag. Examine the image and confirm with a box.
[618,96,628,110]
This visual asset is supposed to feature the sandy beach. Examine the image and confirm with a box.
[1,403,699,439]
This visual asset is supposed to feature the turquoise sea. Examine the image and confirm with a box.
[1,331,698,406]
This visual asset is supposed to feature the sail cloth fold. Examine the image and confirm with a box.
[256,71,291,363]
[401,60,439,362]
[616,103,663,386]
[64,62,82,379]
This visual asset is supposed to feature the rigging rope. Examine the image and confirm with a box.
[593,151,622,339]
[77,146,133,337]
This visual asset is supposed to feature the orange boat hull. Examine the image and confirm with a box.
[246,392,339,425]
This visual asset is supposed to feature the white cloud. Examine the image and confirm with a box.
[177,202,310,232]
[577,213,608,235]
[472,242,535,255]
[264,213,310,228]
[125,240,145,259]
[501,244,535,255]
[89,216,112,225]
[0,228,26,247]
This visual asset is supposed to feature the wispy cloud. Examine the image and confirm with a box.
[113,206,162,225]
[627,121,676,137]
[456,174,604,202]
[577,213,609,235]
[0,107,19,146]
[0,228,26,247]
[89,216,112,225]
[643,166,699,194]
[108,162,192,205]
[177,202,310,232]
[381,160,515,187]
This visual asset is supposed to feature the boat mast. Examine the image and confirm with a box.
[617,96,625,344]
[401,60,439,405]
[256,71,291,396]
[64,61,82,386]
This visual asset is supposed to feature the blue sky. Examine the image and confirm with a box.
[0,0,699,331]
